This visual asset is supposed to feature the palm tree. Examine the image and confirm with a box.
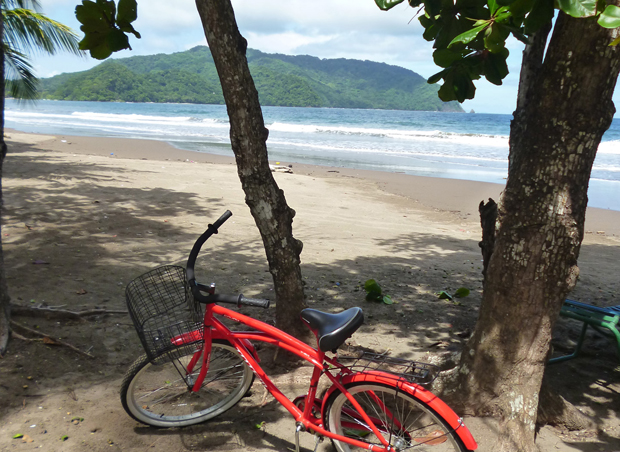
[3,0,82,100]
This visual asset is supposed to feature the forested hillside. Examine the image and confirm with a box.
[39,46,463,112]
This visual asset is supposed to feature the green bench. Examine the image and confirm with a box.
[549,299,620,364]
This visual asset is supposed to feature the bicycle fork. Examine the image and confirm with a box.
[182,325,213,391]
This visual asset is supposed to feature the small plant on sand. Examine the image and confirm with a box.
[364,279,394,305]
[436,287,470,301]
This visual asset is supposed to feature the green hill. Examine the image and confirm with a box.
[39,46,463,112]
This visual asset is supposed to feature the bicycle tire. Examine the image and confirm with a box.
[120,340,254,427]
[324,382,468,451]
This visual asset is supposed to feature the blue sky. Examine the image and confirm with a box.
[31,1,549,115]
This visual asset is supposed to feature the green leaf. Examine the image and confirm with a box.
[88,42,113,59]
[448,24,488,48]
[366,290,382,302]
[610,35,620,46]
[75,1,109,33]
[437,291,453,300]
[598,5,620,29]
[482,50,509,85]
[60,435,69,441]
[13,434,24,439]
[454,287,471,298]
[510,0,536,19]
[374,0,406,10]
[433,49,464,68]
[382,295,394,305]
[524,0,554,34]
[97,0,117,19]
[484,24,508,53]
[556,0,597,18]
[364,279,382,294]
[452,72,477,102]
[254,421,265,430]
[117,0,138,24]
[119,23,141,39]
[106,28,130,52]
[427,69,445,85]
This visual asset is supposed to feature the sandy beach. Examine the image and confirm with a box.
[0,130,618,451]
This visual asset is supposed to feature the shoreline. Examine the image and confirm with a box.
[6,129,620,237]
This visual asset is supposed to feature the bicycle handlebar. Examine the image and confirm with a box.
[186,210,232,285]
[186,210,270,309]
[201,293,270,309]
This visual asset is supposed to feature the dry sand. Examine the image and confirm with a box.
[0,131,618,451]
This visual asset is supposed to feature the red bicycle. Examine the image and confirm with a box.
[120,211,477,452]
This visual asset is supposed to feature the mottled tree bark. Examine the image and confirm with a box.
[450,12,620,452]
[0,13,11,356]
[194,0,309,340]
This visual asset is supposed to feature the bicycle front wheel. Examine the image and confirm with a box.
[325,382,467,451]
[120,340,254,427]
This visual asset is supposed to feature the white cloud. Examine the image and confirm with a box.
[135,0,201,33]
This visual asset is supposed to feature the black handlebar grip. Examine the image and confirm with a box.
[206,293,242,305]
[194,291,270,309]
[210,210,233,231]
[239,296,270,309]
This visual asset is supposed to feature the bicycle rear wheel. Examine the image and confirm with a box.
[325,382,467,451]
[120,340,254,427]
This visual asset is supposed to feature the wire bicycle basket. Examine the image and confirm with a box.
[125,265,204,363]
[338,351,441,385]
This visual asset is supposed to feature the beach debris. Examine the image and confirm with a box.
[76,289,88,295]
[10,321,95,358]
[436,288,470,301]
[364,279,395,305]
[269,164,293,173]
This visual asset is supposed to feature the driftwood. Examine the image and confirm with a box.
[478,198,498,284]
[10,321,94,358]
[10,303,127,321]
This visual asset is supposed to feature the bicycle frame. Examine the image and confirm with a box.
[170,302,478,452]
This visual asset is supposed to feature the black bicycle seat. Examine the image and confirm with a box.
[300,307,364,352]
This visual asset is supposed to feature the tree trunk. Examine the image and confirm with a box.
[478,198,497,284]
[0,10,11,356]
[450,12,620,452]
[194,0,309,340]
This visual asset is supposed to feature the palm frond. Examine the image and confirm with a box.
[3,45,38,101]
[3,8,82,56]
[2,1,41,12]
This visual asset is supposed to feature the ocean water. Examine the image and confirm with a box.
[5,99,620,211]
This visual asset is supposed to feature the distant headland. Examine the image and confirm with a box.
[39,46,463,112]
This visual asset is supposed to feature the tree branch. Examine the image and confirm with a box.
[9,303,127,320]
[10,321,94,358]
